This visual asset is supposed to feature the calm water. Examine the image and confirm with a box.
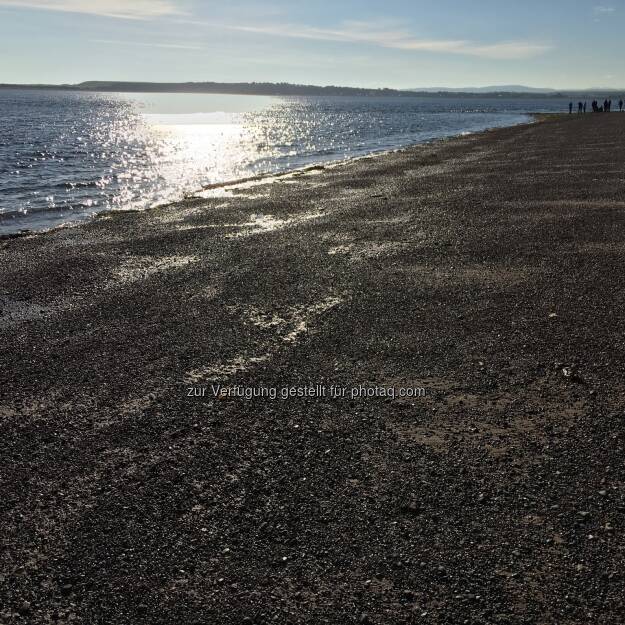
[0,90,570,233]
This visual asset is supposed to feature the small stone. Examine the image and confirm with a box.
[598,490,607,496]
[405,501,420,514]
[578,511,591,518]
[61,583,73,596]
[359,613,372,625]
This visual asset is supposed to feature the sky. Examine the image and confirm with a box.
[0,0,623,89]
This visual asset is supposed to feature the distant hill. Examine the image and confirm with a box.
[412,85,625,97]
[0,81,417,97]
[74,81,418,97]
[0,81,621,98]
[0,80,565,98]
[412,85,558,94]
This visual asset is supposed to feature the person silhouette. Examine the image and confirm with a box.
[584,102,587,113]
[620,99,623,112]
[578,102,583,113]
[569,102,573,114]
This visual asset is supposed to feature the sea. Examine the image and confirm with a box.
[0,89,571,234]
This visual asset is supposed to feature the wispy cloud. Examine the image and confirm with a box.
[205,19,552,60]
[593,6,616,22]
[93,39,203,51]
[0,0,182,19]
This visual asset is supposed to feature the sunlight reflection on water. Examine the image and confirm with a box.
[0,90,569,233]
[149,121,259,194]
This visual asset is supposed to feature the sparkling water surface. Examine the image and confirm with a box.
[0,90,571,233]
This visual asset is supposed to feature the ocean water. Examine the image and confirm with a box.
[0,89,570,233]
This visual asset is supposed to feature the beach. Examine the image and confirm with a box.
[2,113,625,623]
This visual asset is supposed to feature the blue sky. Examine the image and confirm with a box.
[0,0,623,88]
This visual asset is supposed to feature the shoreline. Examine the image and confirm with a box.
[2,113,623,624]
[0,111,549,241]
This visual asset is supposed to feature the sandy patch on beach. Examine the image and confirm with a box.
[185,355,271,385]
[227,211,325,239]
[184,295,345,384]
[328,241,410,259]
[109,255,200,287]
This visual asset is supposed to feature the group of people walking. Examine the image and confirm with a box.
[569,99,624,113]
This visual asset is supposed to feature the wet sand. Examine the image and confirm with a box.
[2,114,625,624]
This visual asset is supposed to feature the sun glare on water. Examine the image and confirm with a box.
[147,117,257,193]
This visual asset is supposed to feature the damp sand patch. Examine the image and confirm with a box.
[0,294,80,329]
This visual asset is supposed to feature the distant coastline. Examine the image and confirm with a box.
[0,80,602,98]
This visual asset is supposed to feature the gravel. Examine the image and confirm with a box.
[1,114,625,624]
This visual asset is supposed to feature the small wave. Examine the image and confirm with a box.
[51,180,101,190]
[0,198,102,219]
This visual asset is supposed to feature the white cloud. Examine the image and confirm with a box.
[0,0,182,19]
[220,20,552,60]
